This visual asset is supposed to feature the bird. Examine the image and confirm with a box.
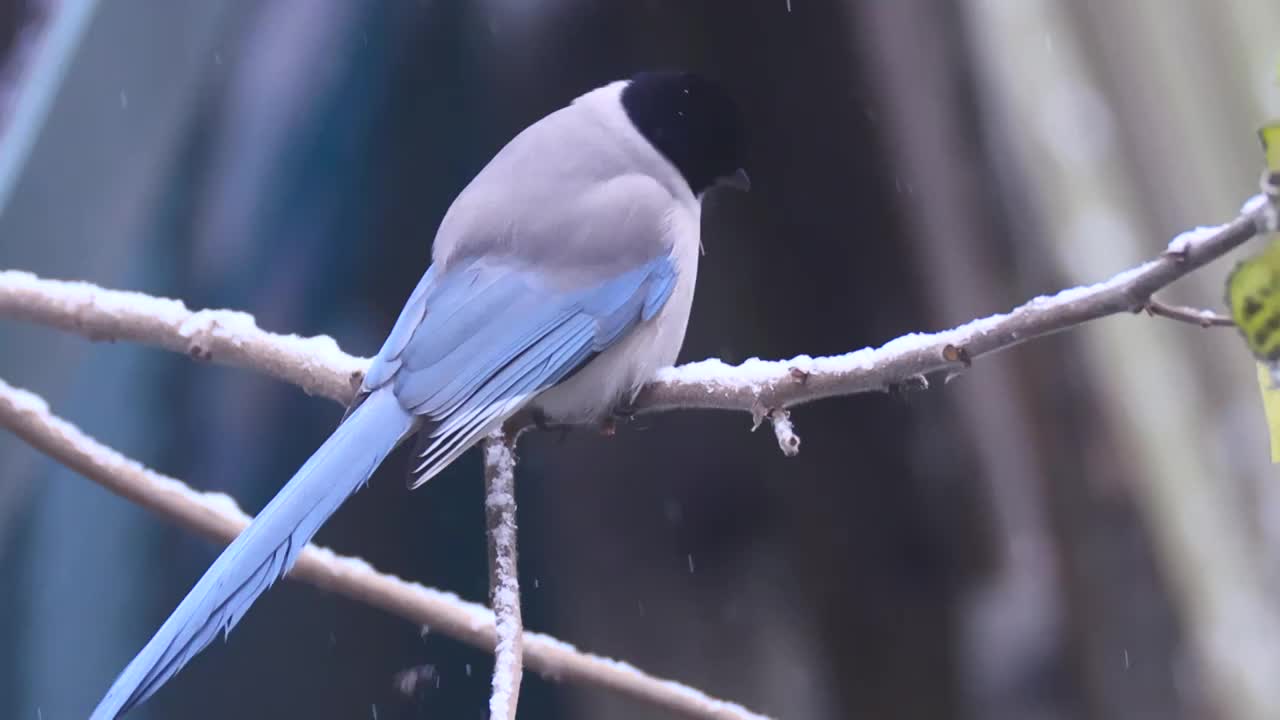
[89,70,748,718]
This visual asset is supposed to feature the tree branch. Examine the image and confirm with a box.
[1143,299,1235,328]
[0,192,1273,717]
[637,195,1274,416]
[0,378,770,720]
[483,431,524,720]
[0,270,366,403]
[2,194,1271,446]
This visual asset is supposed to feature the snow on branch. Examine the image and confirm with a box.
[0,377,771,720]
[0,270,366,403]
[637,195,1275,416]
[0,193,1272,720]
[483,431,524,720]
[1,194,1273,457]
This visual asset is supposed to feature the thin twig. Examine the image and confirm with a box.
[0,378,771,720]
[483,431,523,720]
[1143,299,1235,328]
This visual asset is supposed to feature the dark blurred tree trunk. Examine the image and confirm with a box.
[852,2,1188,719]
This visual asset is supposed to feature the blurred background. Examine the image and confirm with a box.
[1,1,1278,718]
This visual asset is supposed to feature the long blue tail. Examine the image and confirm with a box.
[91,388,416,718]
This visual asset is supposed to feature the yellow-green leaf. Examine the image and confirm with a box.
[1226,238,1280,360]
[1227,240,1280,463]
[1262,121,1280,175]
[1257,363,1280,463]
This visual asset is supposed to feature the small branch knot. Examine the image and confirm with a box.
[942,343,972,367]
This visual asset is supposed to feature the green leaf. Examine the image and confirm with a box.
[1257,363,1280,463]
[1262,122,1280,175]
[1227,238,1280,463]
[1226,238,1280,360]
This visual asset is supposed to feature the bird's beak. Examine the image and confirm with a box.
[719,168,751,192]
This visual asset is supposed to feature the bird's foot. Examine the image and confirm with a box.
[611,398,637,422]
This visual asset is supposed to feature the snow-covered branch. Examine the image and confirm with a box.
[483,431,524,720]
[636,195,1274,417]
[0,377,770,720]
[0,193,1273,720]
[0,271,365,403]
[2,195,1272,456]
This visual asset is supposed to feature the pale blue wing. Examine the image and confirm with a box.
[361,265,437,392]
[93,257,676,718]
[374,255,676,485]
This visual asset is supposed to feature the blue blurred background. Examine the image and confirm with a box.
[2,1,1279,719]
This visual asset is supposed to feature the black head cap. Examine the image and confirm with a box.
[621,71,748,196]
